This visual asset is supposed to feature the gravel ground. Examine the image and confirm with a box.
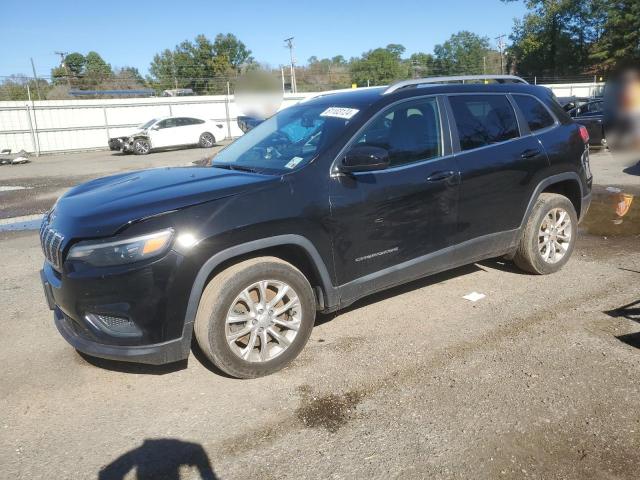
[0,147,639,479]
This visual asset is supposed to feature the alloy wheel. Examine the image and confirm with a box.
[225,280,301,363]
[538,207,572,264]
[201,133,214,147]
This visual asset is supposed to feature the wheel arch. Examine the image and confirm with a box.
[520,173,585,228]
[183,235,337,328]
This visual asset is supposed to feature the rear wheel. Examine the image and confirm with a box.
[199,132,216,148]
[513,193,578,274]
[194,257,316,378]
[132,138,151,155]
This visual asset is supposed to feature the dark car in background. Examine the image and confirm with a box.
[237,115,264,133]
[567,99,606,147]
[40,75,592,378]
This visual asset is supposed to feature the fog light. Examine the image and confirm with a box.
[85,313,142,337]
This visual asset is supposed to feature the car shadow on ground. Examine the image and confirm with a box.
[98,438,218,480]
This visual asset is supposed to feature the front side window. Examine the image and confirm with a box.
[353,97,442,167]
[212,103,359,174]
[157,118,178,129]
[513,95,555,131]
[449,94,519,151]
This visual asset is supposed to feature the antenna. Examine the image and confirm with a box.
[284,37,297,94]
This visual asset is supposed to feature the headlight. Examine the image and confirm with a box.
[67,229,174,266]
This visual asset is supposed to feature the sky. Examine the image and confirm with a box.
[0,0,528,79]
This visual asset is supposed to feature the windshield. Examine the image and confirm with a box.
[212,104,359,173]
[139,119,158,129]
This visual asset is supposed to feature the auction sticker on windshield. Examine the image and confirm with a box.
[284,156,304,169]
[320,107,359,120]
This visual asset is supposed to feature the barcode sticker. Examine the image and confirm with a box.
[284,156,304,169]
[320,107,360,120]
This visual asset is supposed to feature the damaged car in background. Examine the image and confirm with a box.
[109,116,226,155]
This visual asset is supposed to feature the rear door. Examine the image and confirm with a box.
[184,117,206,143]
[447,93,549,243]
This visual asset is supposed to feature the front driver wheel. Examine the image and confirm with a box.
[194,257,316,378]
[199,132,216,148]
[513,193,578,274]
[132,138,151,155]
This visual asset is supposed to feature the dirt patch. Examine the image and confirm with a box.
[295,387,366,433]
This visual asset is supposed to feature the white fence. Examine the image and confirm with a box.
[0,93,314,155]
[0,83,604,155]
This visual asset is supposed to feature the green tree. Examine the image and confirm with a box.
[350,44,409,86]
[84,51,113,86]
[433,31,492,75]
[0,75,49,101]
[149,34,251,93]
[504,0,607,76]
[590,0,640,70]
[51,52,85,85]
[407,52,435,78]
[213,33,253,72]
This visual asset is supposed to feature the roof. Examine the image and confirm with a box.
[301,81,551,110]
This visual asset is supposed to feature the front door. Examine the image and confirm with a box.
[329,96,460,286]
[150,118,180,147]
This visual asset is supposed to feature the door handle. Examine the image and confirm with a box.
[521,148,541,159]
[426,170,456,182]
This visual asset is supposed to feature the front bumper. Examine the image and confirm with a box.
[53,307,192,365]
[40,248,196,365]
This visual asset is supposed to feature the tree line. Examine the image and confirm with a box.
[1,0,638,100]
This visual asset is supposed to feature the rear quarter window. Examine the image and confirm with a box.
[449,94,519,151]
[513,95,556,131]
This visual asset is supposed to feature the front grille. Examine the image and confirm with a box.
[39,220,65,271]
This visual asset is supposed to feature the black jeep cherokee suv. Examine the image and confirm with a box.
[40,76,592,378]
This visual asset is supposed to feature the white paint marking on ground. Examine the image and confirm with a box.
[0,186,30,192]
[463,292,486,302]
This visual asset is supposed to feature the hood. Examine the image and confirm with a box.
[51,166,277,238]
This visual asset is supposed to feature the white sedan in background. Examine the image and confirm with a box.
[109,116,227,155]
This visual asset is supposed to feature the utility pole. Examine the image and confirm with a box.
[495,35,506,75]
[170,51,178,90]
[284,37,297,94]
[54,51,71,87]
[30,57,42,100]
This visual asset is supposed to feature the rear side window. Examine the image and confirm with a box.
[449,94,519,151]
[513,95,555,131]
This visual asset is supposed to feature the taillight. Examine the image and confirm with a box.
[578,125,589,144]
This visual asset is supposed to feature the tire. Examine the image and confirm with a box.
[513,193,578,275]
[199,132,216,148]
[132,138,151,155]
[194,256,316,378]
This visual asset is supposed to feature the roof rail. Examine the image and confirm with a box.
[383,75,529,95]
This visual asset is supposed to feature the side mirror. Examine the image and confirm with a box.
[151,125,160,131]
[340,145,390,173]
